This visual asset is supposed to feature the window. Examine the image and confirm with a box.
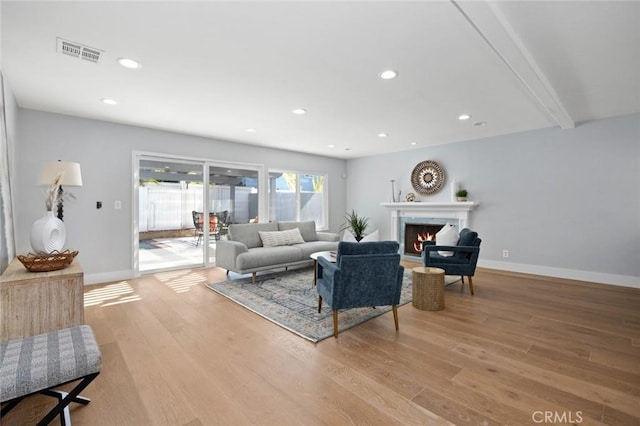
[269,171,327,229]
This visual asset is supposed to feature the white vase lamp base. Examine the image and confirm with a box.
[30,211,66,253]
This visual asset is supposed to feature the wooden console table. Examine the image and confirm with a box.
[0,258,84,341]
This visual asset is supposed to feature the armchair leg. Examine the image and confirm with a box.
[392,305,399,331]
[333,310,339,338]
[318,295,323,313]
[460,276,465,293]
[252,272,256,284]
[468,276,475,295]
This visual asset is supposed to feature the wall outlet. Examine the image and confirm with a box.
[114,200,122,209]
[503,250,509,258]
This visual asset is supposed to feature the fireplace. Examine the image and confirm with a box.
[403,223,445,256]
[381,201,478,259]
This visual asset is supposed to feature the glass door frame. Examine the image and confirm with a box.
[132,150,265,276]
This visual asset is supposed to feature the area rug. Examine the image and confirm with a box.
[206,267,415,342]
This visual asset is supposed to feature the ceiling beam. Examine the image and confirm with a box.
[452,0,575,129]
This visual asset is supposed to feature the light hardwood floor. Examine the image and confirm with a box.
[3,263,639,425]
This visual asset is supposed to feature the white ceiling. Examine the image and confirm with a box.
[2,1,639,159]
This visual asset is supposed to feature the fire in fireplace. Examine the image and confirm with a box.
[404,223,445,256]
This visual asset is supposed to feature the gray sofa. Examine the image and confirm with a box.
[216,221,339,282]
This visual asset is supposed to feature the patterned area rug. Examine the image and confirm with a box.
[206,267,415,342]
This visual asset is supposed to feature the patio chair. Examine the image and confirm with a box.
[192,211,220,246]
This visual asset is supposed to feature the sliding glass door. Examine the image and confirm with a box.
[207,165,259,265]
[137,157,205,272]
[135,153,262,274]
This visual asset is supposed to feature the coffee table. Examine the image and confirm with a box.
[310,251,336,286]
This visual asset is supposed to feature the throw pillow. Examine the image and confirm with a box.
[259,228,305,247]
[360,229,379,242]
[436,224,459,257]
[342,229,357,242]
[278,221,318,242]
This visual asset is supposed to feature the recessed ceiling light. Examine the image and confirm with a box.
[378,132,388,138]
[410,142,417,146]
[117,58,142,69]
[474,122,487,126]
[328,144,335,148]
[380,70,397,80]
[101,98,118,105]
[458,114,471,120]
[246,128,257,133]
[292,108,307,115]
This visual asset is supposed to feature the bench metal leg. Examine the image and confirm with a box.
[40,389,72,426]
[36,372,100,426]
[40,388,91,426]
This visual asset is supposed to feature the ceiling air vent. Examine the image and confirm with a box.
[56,37,104,63]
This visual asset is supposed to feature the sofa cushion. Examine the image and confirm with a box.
[293,241,340,257]
[236,246,304,270]
[228,222,278,248]
[259,228,305,247]
[278,221,318,242]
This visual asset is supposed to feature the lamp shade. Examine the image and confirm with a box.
[39,161,83,186]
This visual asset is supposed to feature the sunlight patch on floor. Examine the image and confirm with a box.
[84,281,142,307]
[155,269,207,293]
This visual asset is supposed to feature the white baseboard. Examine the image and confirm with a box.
[478,260,640,289]
[84,269,135,285]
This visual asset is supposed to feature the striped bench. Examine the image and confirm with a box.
[0,325,102,425]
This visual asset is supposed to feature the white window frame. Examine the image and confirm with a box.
[268,169,329,230]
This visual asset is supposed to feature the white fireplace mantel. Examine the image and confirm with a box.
[381,201,479,242]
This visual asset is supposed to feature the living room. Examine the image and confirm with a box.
[1,1,639,425]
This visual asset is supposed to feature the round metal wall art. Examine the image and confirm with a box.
[410,160,446,195]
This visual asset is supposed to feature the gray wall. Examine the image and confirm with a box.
[346,114,640,287]
[14,109,347,283]
[9,108,640,287]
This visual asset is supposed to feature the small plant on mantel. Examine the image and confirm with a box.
[341,210,369,242]
[456,189,468,202]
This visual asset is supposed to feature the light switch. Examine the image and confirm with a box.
[114,200,122,209]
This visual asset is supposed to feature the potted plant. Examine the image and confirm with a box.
[341,210,369,242]
[456,189,468,202]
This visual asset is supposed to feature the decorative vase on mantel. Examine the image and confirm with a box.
[30,210,66,253]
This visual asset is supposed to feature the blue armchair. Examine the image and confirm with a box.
[422,228,481,295]
[316,241,404,337]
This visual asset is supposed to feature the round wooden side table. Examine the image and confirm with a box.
[412,267,445,311]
